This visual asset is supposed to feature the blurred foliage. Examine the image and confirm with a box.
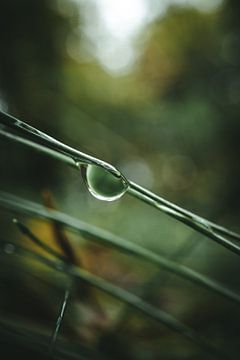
[138,3,240,215]
[0,0,240,359]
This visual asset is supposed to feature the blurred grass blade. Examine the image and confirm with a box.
[0,318,97,360]
[0,239,232,360]
[13,219,72,355]
[1,191,240,305]
[113,234,201,333]
[13,218,67,262]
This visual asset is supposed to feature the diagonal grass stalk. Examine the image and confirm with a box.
[140,234,201,300]
[13,218,68,263]
[48,288,71,356]
[0,317,98,360]
[1,191,240,306]
[0,110,240,254]
[0,238,232,360]
[111,233,201,334]
[13,218,72,355]
[128,183,240,255]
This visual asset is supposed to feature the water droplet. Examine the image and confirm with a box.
[81,164,129,201]
[4,243,15,255]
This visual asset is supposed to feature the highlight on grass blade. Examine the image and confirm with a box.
[0,238,232,360]
[0,110,239,254]
[1,192,240,306]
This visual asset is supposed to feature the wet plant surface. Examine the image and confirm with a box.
[0,118,240,358]
[1,1,240,359]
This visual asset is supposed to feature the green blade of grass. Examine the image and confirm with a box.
[111,233,201,333]
[0,128,75,167]
[0,110,121,173]
[0,318,94,360]
[12,218,68,263]
[128,182,240,255]
[1,110,240,250]
[0,239,232,360]
[1,191,240,306]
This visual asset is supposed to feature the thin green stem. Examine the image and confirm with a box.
[0,239,232,360]
[0,110,239,253]
[142,234,200,297]
[128,182,240,254]
[13,217,72,356]
[13,218,67,262]
[112,234,200,334]
[0,128,75,167]
[0,317,94,359]
[0,110,123,175]
[1,192,240,306]
[49,289,71,356]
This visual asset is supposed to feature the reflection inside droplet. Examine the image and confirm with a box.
[81,164,129,201]
[4,243,15,255]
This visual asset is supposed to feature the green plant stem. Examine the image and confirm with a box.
[1,192,240,306]
[13,218,67,262]
[0,110,122,174]
[0,128,75,167]
[112,234,200,334]
[0,110,240,251]
[0,239,232,360]
[128,182,240,255]
[0,318,94,360]
[49,289,71,356]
